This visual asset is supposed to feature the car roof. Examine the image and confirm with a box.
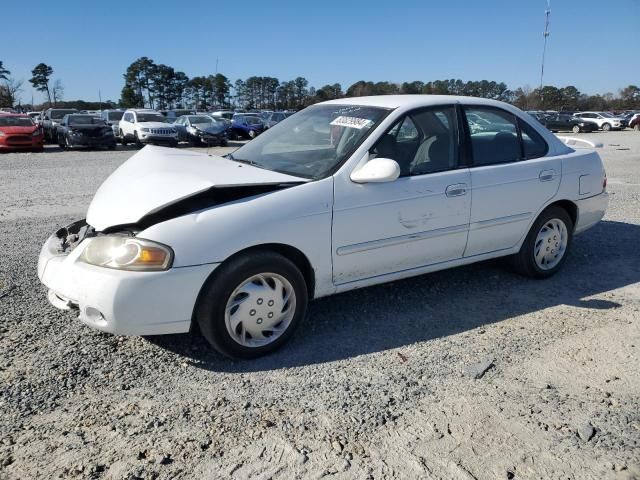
[320,94,517,110]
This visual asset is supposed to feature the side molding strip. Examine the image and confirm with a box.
[336,224,469,256]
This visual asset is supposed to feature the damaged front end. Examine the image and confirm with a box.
[49,219,97,254]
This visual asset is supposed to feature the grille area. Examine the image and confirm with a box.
[149,128,174,135]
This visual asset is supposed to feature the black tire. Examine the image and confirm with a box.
[107,143,116,150]
[195,251,308,359]
[169,140,178,148]
[602,122,611,132]
[572,125,581,134]
[57,134,65,149]
[134,131,142,148]
[120,130,128,145]
[510,206,574,279]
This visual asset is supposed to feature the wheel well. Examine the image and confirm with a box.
[243,244,316,299]
[547,200,577,230]
[189,243,316,334]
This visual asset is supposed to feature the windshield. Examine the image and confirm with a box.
[245,116,263,125]
[0,116,34,127]
[137,113,167,123]
[51,110,77,120]
[108,111,124,121]
[68,115,107,125]
[189,116,215,125]
[229,104,389,179]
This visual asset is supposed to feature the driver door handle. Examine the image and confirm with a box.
[445,183,468,197]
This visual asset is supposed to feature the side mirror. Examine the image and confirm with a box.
[351,158,401,184]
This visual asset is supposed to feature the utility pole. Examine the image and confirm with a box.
[539,0,551,107]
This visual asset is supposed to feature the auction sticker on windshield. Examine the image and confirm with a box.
[330,116,374,129]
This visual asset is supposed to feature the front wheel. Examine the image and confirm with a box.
[510,206,573,279]
[195,251,308,359]
[120,130,128,145]
[572,125,581,134]
[134,131,142,148]
[602,123,611,132]
[248,130,256,139]
[634,124,640,131]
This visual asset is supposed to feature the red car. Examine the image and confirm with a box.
[0,113,45,152]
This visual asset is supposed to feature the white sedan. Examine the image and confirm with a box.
[38,95,609,358]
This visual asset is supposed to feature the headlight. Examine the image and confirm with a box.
[79,236,173,271]
[141,128,150,132]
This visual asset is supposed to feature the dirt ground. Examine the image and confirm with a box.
[1,132,639,479]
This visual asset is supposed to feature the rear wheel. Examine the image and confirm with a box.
[511,206,573,278]
[195,251,308,359]
[120,130,127,145]
[572,125,581,134]
[602,122,611,132]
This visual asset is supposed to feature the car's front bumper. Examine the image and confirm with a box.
[38,227,219,336]
[139,133,178,144]
[0,136,44,150]
[67,135,116,148]
[575,191,609,235]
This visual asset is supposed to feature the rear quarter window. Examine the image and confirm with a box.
[518,119,549,159]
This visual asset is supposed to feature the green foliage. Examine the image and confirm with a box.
[29,63,54,106]
[0,61,10,82]
[118,57,640,112]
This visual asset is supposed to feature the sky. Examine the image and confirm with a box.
[2,0,639,104]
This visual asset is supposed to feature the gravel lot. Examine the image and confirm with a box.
[1,133,639,479]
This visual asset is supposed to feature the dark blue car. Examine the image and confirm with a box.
[230,114,265,139]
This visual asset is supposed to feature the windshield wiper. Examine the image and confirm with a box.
[226,153,267,170]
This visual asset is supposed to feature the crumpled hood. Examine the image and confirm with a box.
[86,145,306,231]
[195,124,226,134]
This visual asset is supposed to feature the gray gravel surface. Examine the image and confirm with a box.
[1,134,639,479]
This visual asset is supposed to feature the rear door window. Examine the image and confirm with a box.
[464,107,519,166]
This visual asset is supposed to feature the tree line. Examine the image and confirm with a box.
[2,57,640,113]
[117,58,640,112]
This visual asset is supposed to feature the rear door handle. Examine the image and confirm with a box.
[539,169,556,182]
[445,183,468,197]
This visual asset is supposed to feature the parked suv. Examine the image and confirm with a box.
[100,109,125,140]
[41,108,79,142]
[574,112,624,131]
[118,109,178,147]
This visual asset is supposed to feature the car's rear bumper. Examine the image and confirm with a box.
[575,192,609,234]
[38,231,218,336]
